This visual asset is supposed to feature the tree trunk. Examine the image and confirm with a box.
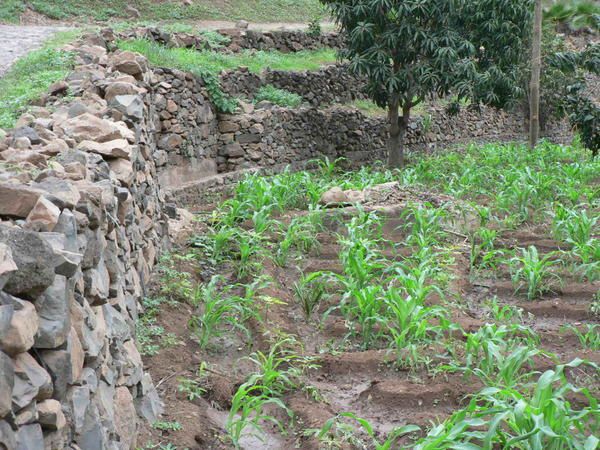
[529,0,543,149]
[387,98,409,168]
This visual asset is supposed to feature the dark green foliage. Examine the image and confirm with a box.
[547,42,600,156]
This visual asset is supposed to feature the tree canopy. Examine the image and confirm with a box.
[320,0,534,166]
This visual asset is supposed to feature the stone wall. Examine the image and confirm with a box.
[220,64,368,107]
[0,36,166,450]
[118,27,343,53]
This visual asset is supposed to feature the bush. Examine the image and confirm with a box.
[254,85,302,107]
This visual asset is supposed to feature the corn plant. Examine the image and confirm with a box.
[244,337,317,397]
[509,246,561,300]
[401,203,447,248]
[469,227,505,272]
[316,413,420,450]
[188,276,255,349]
[293,272,328,321]
[414,360,599,449]
[444,323,541,388]
[339,285,387,349]
[274,208,323,267]
[226,384,291,449]
[562,324,600,350]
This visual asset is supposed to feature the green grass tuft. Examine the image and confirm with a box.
[254,85,303,107]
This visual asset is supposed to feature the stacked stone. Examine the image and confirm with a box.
[0,31,164,450]
[232,29,343,53]
[219,64,368,107]
[150,68,219,189]
[117,27,344,54]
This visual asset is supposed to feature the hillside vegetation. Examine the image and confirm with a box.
[0,0,324,24]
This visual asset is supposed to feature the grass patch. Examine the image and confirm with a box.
[0,30,80,130]
[117,39,336,76]
[0,0,324,24]
[349,99,386,117]
[254,85,302,107]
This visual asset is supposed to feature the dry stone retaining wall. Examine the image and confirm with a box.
[220,64,368,107]
[0,34,168,450]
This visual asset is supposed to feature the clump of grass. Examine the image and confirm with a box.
[254,85,302,107]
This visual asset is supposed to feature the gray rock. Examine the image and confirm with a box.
[31,177,81,209]
[0,352,14,418]
[135,373,163,423]
[39,233,82,278]
[83,262,109,305]
[67,385,90,434]
[34,275,72,349]
[12,352,53,410]
[76,402,106,450]
[16,423,44,450]
[52,210,79,253]
[110,95,145,121]
[0,420,16,450]
[0,225,56,298]
[12,126,41,145]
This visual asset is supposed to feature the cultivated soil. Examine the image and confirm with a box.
[137,185,600,450]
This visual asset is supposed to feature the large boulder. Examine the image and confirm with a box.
[12,352,53,410]
[0,225,56,298]
[56,113,131,143]
[0,294,39,355]
[78,139,131,159]
[0,183,43,218]
[109,51,148,80]
[31,177,81,209]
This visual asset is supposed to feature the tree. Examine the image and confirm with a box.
[529,0,543,148]
[320,0,534,168]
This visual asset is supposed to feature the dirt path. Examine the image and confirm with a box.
[0,25,68,76]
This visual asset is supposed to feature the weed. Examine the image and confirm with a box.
[177,376,206,402]
[254,85,303,107]
[152,421,182,432]
[317,413,420,450]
